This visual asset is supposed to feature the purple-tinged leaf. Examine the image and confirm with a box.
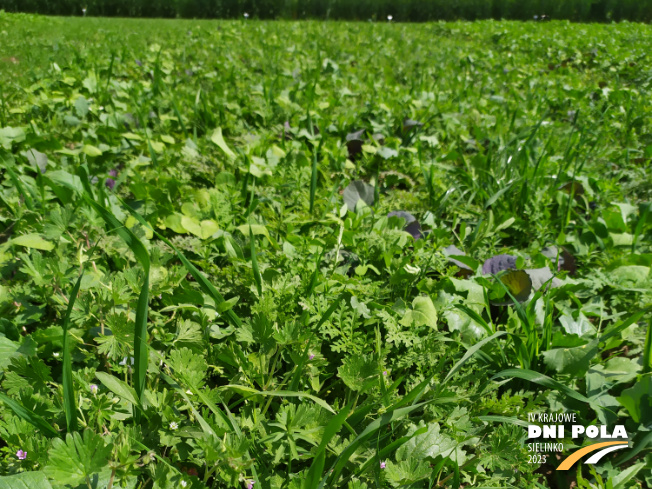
[541,246,577,275]
[482,254,517,275]
[346,129,365,158]
[388,211,421,239]
[343,180,374,212]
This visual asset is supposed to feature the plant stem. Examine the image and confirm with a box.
[106,467,116,489]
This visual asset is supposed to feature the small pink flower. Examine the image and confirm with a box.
[16,450,27,460]
[383,370,387,376]
[90,384,98,395]
[380,461,386,469]
[309,354,315,360]
[246,480,255,489]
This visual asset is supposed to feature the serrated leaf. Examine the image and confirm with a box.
[396,421,466,464]
[44,431,113,486]
[168,347,207,389]
[338,354,377,392]
[384,458,431,485]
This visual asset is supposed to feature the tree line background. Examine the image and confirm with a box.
[1,0,651,22]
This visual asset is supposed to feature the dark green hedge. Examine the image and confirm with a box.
[1,0,651,21]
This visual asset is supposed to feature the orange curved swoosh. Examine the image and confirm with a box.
[557,441,628,470]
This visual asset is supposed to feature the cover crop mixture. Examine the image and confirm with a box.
[0,13,651,489]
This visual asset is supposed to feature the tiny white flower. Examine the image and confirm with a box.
[186,389,193,395]
[181,481,187,488]
[169,421,179,430]
[244,12,249,18]
[387,15,393,21]
[53,352,60,358]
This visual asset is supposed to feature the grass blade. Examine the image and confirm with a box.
[61,271,84,433]
[249,226,263,297]
[220,385,336,414]
[81,194,150,420]
[304,404,353,489]
[62,239,101,433]
[309,142,319,214]
[643,315,652,375]
[120,202,242,328]
[477,415,530,428]
[5,166,34,210]
[453,303,494,336]
[319,402,428,487]
[0,393,59,438]
[492,368,591,404]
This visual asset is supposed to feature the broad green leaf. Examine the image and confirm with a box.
[559,312,596,337]
[82,144,102,157]
[0,336,21,371]
[343,180,375,212]
[617,376,651,423]
[210,127,236,159]
[181,216,219,239]
[74,96,89,118]
[611,265,650,285]
[0,126,26,149]
[11,234,54,251]
[541,345,592,375]
[0,471,53,489]
[400,296,437,329]
[236,224,278,248]
[95,371,139,406]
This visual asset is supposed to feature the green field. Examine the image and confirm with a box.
[1,13,651,489]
